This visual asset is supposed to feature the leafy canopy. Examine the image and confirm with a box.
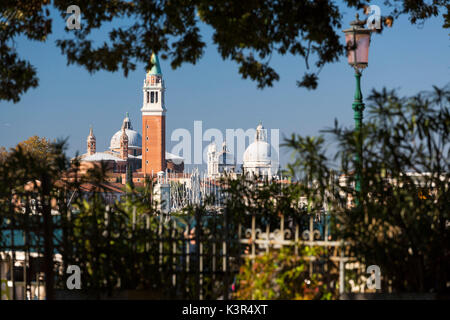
[0,0,448,103]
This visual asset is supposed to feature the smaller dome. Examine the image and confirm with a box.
[110,114,142,149]
[243,122,279,175]
[166,152,184,165]
[110,129,142,149]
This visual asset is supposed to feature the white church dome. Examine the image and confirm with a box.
[109,113,142,149]
[243,140,275,164]
[243,122,279,176]
[110,129,142,149]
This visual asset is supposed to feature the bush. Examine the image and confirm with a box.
[234,247,336,300]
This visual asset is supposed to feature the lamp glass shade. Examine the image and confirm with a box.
[345,32,370,68]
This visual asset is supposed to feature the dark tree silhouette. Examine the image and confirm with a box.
[0,0,448,103]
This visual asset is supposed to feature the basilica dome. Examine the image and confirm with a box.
[110,129,142,149]
[109,114,142,150]
[243,140,275,165]
[243,123,278,176]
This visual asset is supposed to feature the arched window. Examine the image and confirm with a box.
[155,92,158,103]
[151,91,155,103]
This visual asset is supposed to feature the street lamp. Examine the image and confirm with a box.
[343,13,372,206]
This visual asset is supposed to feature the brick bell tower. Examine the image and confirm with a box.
[141,53,166,176]
[87,126,96,156]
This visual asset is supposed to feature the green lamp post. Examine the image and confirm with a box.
[343,13,372,206]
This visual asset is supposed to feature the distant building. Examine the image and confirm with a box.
[75,53,184,183]
[141,53,167,175]
[206,122,279,179]
[242,122,279,178]
[75,54,279,185]
[207,141,236,178]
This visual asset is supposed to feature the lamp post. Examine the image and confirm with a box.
[343,13,372,206]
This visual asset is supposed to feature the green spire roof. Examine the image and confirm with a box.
[148,53,162,76]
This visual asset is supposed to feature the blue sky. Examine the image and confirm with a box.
[0,3,448,169]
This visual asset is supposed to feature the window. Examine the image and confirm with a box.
[146,160,148,164]
[155,91,158,103]
[146,91,149,103]
[151,91,155,103]
[146,148,148,152]
[146,136,148,140]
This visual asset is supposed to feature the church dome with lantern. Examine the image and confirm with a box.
[110,113,142,151]
[243,122,278,177]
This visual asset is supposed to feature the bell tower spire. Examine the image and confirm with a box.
[120,126,129,160]
[142,53,166,114]
[141,53,166,175]
[87,126,96,155]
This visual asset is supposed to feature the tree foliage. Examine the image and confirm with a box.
[0,136,70,299]
[15,136,53,161]
[0,84,449,298]
[284,83,450,294]
[1,0,448,103]
[234,247,335,300]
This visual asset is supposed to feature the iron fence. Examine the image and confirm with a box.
[1,206,360,300]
